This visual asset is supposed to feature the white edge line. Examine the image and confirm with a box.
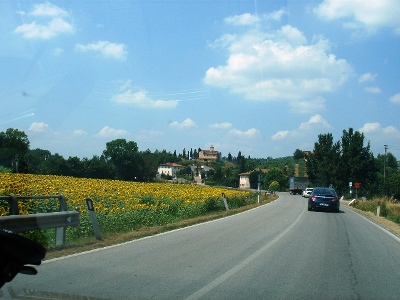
[44,196,280,264]
[343,205,400,243]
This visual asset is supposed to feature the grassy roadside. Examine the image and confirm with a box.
[342,200,400,239]
[45,194,278,260]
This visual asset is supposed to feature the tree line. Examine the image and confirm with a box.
[0,127,398,198]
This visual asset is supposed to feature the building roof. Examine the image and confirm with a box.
[158,162,184,168]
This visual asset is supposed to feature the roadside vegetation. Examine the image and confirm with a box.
[0,173,276,251]
[352,197,400,225]
[0,126,399,253]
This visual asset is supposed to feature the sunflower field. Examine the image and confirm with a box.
[0,173,255,245]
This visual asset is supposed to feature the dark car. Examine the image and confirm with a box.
[308,187,340,212]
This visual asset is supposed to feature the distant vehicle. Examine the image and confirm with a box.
[308,187,340,212]
[289,176,308,195]
[302,187,313,198]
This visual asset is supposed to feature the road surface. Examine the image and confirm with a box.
[2,192,400,299]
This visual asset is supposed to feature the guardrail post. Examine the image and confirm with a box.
[222,193,229,211]
[8,194,19,215]
[86,198,102,240]
[55,194,67,247]
[377,201,381,217]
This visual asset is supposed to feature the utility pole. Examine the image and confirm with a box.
[384,145,388,195]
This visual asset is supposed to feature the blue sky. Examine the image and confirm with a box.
[1,0,399,160]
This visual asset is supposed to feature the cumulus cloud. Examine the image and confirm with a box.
[14,3,73,39]
[204,14,352,110]
[358,72,377,83]
[29,122,50,133]
[209,122,233,129]
[112,80,178,109]
[170,118,196,129]
[225,13,261,26]
[271,130,289,141]
[359,123,400,143]
[290,97,326,114]
[314,0,400,34]
[112,89,178,109]
[364,86,381,94]
[75,41,127,60]
[228,128,260,138]
[72,129,87,136]
[271,114,331,141]
[96,126,128,138]
[390,93,400,105]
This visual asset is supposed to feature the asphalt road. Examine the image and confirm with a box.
[3,192,400,299]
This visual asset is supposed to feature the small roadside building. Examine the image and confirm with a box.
[239,172,251,189]
[157,162,185,178]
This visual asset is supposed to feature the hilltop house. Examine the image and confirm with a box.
[157,162,184,178]
[198,145,220,162]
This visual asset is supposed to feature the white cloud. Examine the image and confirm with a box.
[96,126,128,138]
[390,93,400,105]
[76,41,127,60]
[25,2,69,17]
[299,114,331,130]
[271,130,289,141]
[358,72,377,83]
[264,8,287,22]
[290,96,326,114]
[228,128,260,139]
[314,0,400,34]
[170,118,196,129]
[204,16,352,109]
[72,129,87,136]
[209,122,233,129]
[359,123,400,144]
[224,13,261,26]
[359,122,380,134]
[364,86,381,94]
[29,122,50,133]
[112,89,178,109]
[14,3,73,39]
[272,114,331,141]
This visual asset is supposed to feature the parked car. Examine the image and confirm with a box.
[302,188,313,198]
[308,187,340,212]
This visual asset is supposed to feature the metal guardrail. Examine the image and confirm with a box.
[0,194,79,247]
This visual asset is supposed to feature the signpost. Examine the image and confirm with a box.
[354,182,361,199]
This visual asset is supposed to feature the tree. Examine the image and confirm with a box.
[236,151,246,173]
[263,167,287,191]
[103,139,142,181]
[82,155,114,179]
[0,128,30,172]
[338,128,376,194]
[293,149,304,160]
[269,181,280,192]
[306,133,341,188]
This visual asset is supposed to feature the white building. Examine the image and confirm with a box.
[157,163,185,177]
[239,172,251,189]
